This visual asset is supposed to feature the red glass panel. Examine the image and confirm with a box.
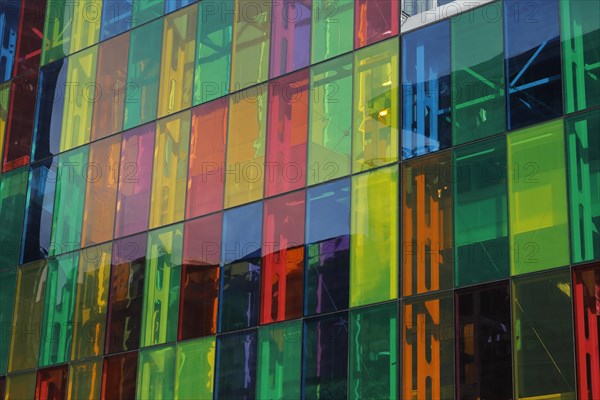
[35,365,68,400]
[261,190,305,324]
[354,0,399,48]
[12,0,47,76]
[265,69,309,197]
[0,376,4,399]
[101,352,137,400]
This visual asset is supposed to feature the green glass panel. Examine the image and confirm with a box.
[350,165,398,307]
[561,0,600,114]
[308,54,353,185]
[508,119,570,274]
[39,252,79,367]
[175,337,216,400]
[68,358,103,400]
[0,166,28,268]
[0,83,9,169]
[137,344,176,400]
[452,1,505,145]
[8,260,47,373]
[194,0,233,104]
[124,19,163,130]
[42,0,71,65]
[5,372,36,400]
[454,137,509,286]
[256,320,302,399]
[353,38,399,172]
[512,271,576,399]
[0,267,16,375]
[140,224,183,347]
[349,302,397,400]
[311,0,354,63]
[50,146,89,256]
[132,0,164,27]
[567,109,600,263]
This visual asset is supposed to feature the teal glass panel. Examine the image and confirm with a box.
[137,344,176,400]
[0,166,28,268]
[311,0,354,64]
[132,0,164,27]
[0,267,16,375]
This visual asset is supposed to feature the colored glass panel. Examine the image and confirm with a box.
[349,302,397,400]
[123,19,162,130]
[194,0,233,104]
[303,312,348,399]
[101,352,138,400]
[35,364,68,400]
[105,233,147,354]
[5,372,36,400]
[508,120,569,274]
[311,0,354,63]
[230,0,271,89]
[265,69,309,197]
[140,224,182,347]
[270,0,311,78]
[308,54,352,185]
[561,0,600,114]
[157,5,197,118]
[100,0,132,40]
[454,137,509,286]
[351,165,398,306]
[136,345,175,400]
[186,99,227,218]
[305,179,350,316]
[256,320,302,399]
[114,123,155,238]
[567,110,600,263]
[8,260,46,373]
[68,359,102,400]
[403,151,453,297]
[131,0,164,27]
[512,271,576,399]
[0,83,8,163]
[0,267,16,375]
[401,20,451,159]
[452,2,505,145]
[353,38,398,172]
[0,1,19,81]
[0,166,28,268]
[402,292,454,399]
[215,330,258,400]
[41,0,70,64]
[149,111,190,229]
[69,0,101,55]
[224,85,267,208]
[175,337,215,400]
[12,0,47,76]
[165,0,198,14]
[354,0,398,48]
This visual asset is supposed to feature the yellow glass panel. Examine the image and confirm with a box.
[5,372,36,400]
[149,111,190,229]
[68,359,102,400]
[158,5,197,118]
[0,83,9,164]
[69,0,102,54]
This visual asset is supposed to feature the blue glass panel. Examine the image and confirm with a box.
[0,1,20,81]
[216,330,258,400]
[402,20,451,159]
[100,0,133,40]
[305,178,350,315]
[504,0,562,130]
[165,0,198,14]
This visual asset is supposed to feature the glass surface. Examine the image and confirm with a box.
[105,233,147,354]
[353,38,398,172]
[140,224,182,347]
[165,0,198,14]
[0,83,8,163]
[68,359,102,400]
[303,312,348,399]
[215,330,258,400]
[256,320,302,399]
[101,351,138,400]
[149,111,190,229]
[131,0,164,27]
[265,69,309,197]
[261,190,305,324]
[512,271,576,399]
[5,372,36,400]
[508,120,570,274]
[349,302,397,400]
[305,179,350,315]
[123,19,162,130]
[567,110,600,263]
[224,84,267,208]
[35,364,68,399]
[270,0,311,78]
[354,0,398,48]
[157,5,197,118]
[561,0,600,114]
[452,2,505,145]
[0,267,16,375]
[454,137,509,286]
[12,0,46,76]
[402,20,451,159]
[402,292,454,399]
[136,345,175,400]
[351,165,398,306]
[311,0,354,63]
[41,0,70,64]
[70,0,102,55]
[186,99,227,218]
[0,1,19,81]
[0,167,28,268]
[403,151,453,296]
[100,0,132,40]
[175,336,215,400]
[308,55,352,185]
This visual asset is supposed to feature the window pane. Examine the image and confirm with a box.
[12,0,46,76]
[308,54,352,185]
[0,167,28,268]
[270,0,311,78]
[102,352,138,400]
[354,0,398,48]
[131,0,163,27]
[353,38,398,172]
[216,330,258,399]
[311,0,354,64]
[0,83,9,162]
[508,120,569,274]
[136,345,175,400]
[454,137,509,286]
[68,358,102,400]
[351,165,398,306]
[452,2,505,145]
[512,271,576,399]
[35,365,68,399]
[0,1,19,81]
[100,0,132,40]
[402,20,451,159]
[68,0,101,55]
[403,151,453,296]
[0,267,17,375]
[41,0,71,64]
[165,0,198,14]
[5,372,36,400]
[175,337,215,400]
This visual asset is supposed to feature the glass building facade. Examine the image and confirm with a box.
[0,0,598,399]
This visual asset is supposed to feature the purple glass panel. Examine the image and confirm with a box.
[269,0,311,78]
